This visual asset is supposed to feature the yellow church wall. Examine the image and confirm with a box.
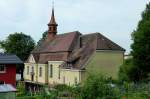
[61,69,81,86]
[85,50,124,79]
[80,70,86,85]
[37,64,48,84]
[24,63,38,82]
[48,61,64,85]
[47,61,83,86]
[24,50,124,85]
[24,63,30,80]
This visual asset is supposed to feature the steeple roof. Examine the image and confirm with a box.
[48,8,57,26]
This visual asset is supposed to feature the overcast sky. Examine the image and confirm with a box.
[0,0,149,53]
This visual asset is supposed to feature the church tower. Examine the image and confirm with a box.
[47,7,58,39]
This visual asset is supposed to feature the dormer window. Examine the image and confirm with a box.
[0,65,6,73]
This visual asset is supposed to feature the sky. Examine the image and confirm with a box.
[0,0,149,53]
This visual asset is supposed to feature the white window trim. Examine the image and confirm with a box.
[0,65,6,73]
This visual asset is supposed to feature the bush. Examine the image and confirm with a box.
[80,74,120,99]
[118,58,140,82]
[119,82,150,99]
[16,82,26,96]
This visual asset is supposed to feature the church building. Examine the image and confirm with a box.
[24,8,125,86]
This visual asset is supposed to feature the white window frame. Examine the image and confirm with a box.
[0,65,6,73]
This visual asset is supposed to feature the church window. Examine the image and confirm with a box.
[39,67,42,77]
[58,65,60,79]
[50,65,53,78]
[63,76,65,84]
[27,66,29,75]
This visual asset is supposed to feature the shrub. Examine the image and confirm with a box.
[80,74,120,99]
[16,82,26,96]
[118,58,140,82]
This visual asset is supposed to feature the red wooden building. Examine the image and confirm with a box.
[0,54,23,87]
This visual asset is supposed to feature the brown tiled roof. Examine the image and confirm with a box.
[38,52,69,64]
[63,34,97,69]
[32,31,80,53]
[62,32,125,69]
[28,32,125,68]
[96,33,125,51]
[32,53,40,63]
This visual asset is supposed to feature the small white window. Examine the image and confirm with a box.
[0,65,6,73]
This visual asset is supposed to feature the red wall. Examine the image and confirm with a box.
[0,64,16,87]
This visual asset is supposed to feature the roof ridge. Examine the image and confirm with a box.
[80,32,99,37]
[57,31,80,36]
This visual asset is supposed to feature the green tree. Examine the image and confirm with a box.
[0,32,35,78]
[131,2,150,81]
[37,31,48,46]
[118,58,140,82]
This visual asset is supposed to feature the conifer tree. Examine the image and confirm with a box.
[131,2,150,81]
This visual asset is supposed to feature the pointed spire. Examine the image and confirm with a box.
[47,2,58,40]
[48,7,57,25]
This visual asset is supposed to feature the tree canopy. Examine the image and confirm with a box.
[131,2,150,81]
[0,32,35,61]
[37,31,48,46]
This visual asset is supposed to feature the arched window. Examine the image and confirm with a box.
[50,65,53,78]
[53,27,56,31]
[58,65,60,79]
[31,66,34,73]
[49,27,52,31]
[27,66,29,75]
[63,76,65,84]
[39,67,42,77]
